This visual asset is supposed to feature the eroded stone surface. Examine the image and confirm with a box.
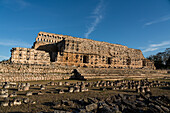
[10,32,155,69]
[0,32,168,82]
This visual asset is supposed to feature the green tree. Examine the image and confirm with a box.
[166,56,170,69]
[147,48,170,69]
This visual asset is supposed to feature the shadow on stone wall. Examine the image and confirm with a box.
[69,69,86,80]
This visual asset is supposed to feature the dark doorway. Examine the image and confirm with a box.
[127,58,131,65]
[107,57,112,64]
[83,55,89,63]
[50,52,58,62]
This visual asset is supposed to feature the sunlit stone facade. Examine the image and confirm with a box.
[10,31,155,69]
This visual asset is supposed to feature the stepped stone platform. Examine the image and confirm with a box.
[0,62,169,82]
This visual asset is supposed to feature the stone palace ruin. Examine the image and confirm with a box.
[10,31,155,69]
[1,32,167,82]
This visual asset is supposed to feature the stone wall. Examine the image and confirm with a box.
[0,63,73,82]
[10,47,50,65]
[31,32,155,69]
[0,62,168,82]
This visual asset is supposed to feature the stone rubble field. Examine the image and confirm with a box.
[0,78,169,113]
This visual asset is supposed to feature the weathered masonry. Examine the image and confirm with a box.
[10,31,155,69]
[10,47,50,65]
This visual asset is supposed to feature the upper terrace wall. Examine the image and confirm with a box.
[32,32,65,49]
[33,32,144,58]
[33,32,128,51]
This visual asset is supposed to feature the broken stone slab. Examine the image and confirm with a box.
[98,101,109,109]
[13,98,22,106]
[111,105,120,113]
[18,87,23,91]
[145,87,151,92]
[37,91,43,95]
[0,93,8,98]
[9,101,14,106]
[139,93,149,100]
[53,110,72,113]
[77,108,86,113]
[76,99,89,106]
[73,88,80,93]
[0,89,8,94]
[100,87,107,91]
[64,82,69,86]
[26,91,33,96]
[40,86,46,90]
[98,106,113,113]
[58,82,62,86]
[160,105,170,112]
[80,88,88,92]
[135,100,147,107]
[30,100,36,104]
[53,101,62,108]
[8,82,17,86]
[3,84,10,89]
[23,98,30,104]
[85,103,98,112]
[61,100,74,107]
[119,104,126,112]
[1,101,9,107]
[149,103,165,113]
[49,81,55,86]
[121,99,136,110]
[23,86,30,91]
[145,92,152,98]
[68,87,74,93]
[59,89,64,94]
[9,92,17,97]
[87,97,98,104]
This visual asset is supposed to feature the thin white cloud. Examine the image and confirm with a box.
[144,15,170,26]
[84,0,105,38]
[150,41,170,47]
[143,48,159,53]
[0,40,32,48]
[0,55,9,60]
[141,41,170,53]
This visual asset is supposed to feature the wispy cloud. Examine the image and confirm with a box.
[0,40,32,48]
[1,0,30,11]
[84,0,105,38]
[141,41,170,53]
[144,15,170,26]
[0,55,9,60]
[142,48,159,53]
[150,41,170,47]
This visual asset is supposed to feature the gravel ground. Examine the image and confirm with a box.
[0,79,169,113]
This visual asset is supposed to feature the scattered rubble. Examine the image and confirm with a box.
[0,79,169,113]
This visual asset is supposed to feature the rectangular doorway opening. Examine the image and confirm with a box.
[83,55,89,63]
[107,57,112,64]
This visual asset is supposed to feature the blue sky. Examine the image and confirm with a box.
[0,0,170,61]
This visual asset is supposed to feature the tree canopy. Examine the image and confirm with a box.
[147,48,170,69]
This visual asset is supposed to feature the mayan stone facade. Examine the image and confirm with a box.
[10,47,50,65]
[10,31,155,69]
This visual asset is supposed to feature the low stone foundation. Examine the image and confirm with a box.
[0,63,169,82]
[78,68,169,80]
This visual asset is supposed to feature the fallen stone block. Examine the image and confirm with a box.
[85,103,98,112]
